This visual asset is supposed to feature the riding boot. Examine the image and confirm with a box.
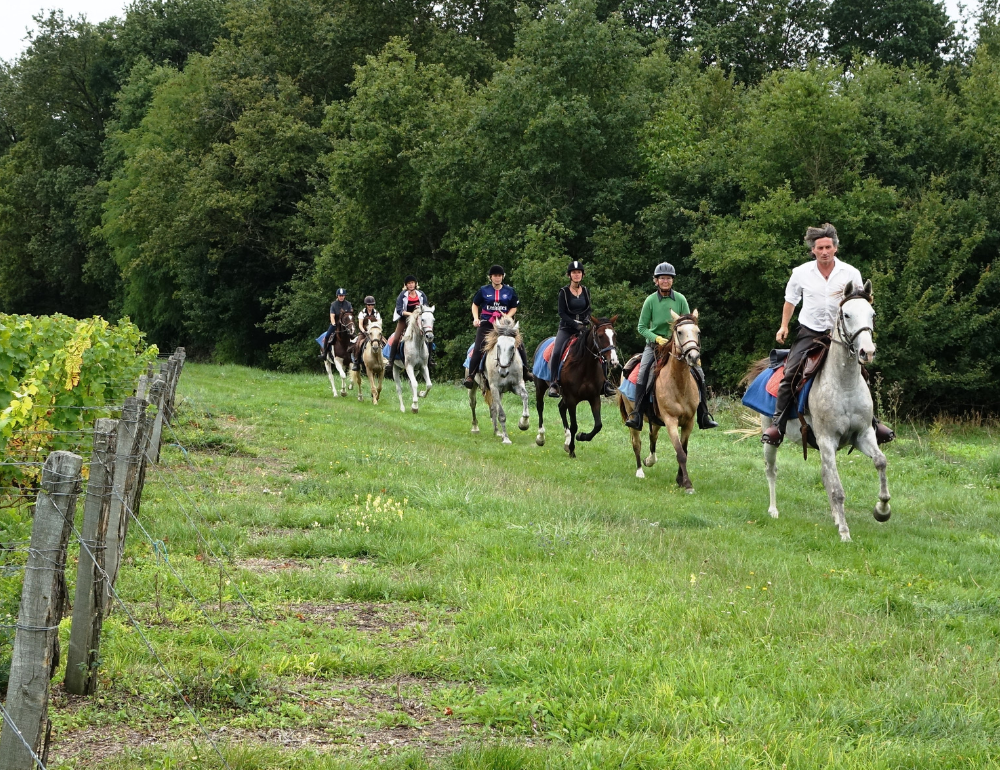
[692,365,718,429]
[624,368,649,430]
[873,417,895,445]
[547,381,560,398]
[600,360,617,398]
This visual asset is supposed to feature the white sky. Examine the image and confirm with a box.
[0,0,982,63]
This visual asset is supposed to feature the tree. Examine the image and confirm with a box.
[827,0,954,68]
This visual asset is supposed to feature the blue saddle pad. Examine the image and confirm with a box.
[462,342,483,372]
[742,366,813,417]
[531,337,556,381]
[316,332,327,349]
[617,378,637,401]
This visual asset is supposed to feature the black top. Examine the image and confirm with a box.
[557,285,591,330]
[472,284,520,323]
[330,299,353,317]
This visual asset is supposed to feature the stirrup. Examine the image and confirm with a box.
[462,376,476,390]
[547,383,560,398]
[698,413,719,429]
[624,411,643,430]
[761,424,783,446]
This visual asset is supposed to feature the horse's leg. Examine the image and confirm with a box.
[352,366,363,401]
[762,416,779,518]
[418,355,432,398]
[563,402,579,458]
[855,427,891,522]
[517,380,530,431]
[559,400,571,453]
[664,416,693,493]
[393,364,406,413]
[676,418,694,490]
[469,371,479,434]
[493,386,511,444]
[576,397,602,442]
[334,356,349,395]
[644,423,658,468]
[324,360,339,397]
[406,362,420,413]
[818,437,851,542]
[535,383,546,446]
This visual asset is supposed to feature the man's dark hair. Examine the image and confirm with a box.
[805,223,839,249]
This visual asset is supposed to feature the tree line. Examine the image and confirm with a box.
[2,0,998,411]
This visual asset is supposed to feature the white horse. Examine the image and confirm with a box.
[468,317,530,444]
[351,321,386,405]
[323,311,355,397]
[392,305,435,413]
[758,280,891,542]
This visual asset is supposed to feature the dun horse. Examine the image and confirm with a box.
[534,316,618,458]
[468,317,530,444]
[618,311,701,490]
[351,320,386,405]
[391,305,435,413]
[324,310,355,397]
[747,280,891,542]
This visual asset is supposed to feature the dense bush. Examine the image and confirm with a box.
[2,0,999,411]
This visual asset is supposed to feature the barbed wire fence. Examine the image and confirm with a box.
[0,348,252,770]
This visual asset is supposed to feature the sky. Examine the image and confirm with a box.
[0,0,982,63]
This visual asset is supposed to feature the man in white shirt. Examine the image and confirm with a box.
[762,224,871,446]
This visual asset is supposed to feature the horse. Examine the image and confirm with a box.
[391,304,435,413]
[534,316,619,458]
[617,311,702,490]
[323,311,356,397]
[748,279,890,542]
[467,317,530,444]
[351,320,386,405]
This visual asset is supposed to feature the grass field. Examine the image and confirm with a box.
[42,363,1000,768]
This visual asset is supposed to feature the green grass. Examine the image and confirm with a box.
[45,363,1000,768]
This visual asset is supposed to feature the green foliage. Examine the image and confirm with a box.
[827,0,954,68]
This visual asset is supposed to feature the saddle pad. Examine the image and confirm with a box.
[617,378,637,402]
[462,342,475,370]
[542,338,555,363]
[316,332,327,349]
[627,363,641,385]
[532,337,556,381]
[743,366,814,418]
[765,366,784,397]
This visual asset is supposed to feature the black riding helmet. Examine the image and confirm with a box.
[566,260,585,276]
[488,264,505,276]
[336,287,347,296]
[364,295,375,305]
[404,274,417,285]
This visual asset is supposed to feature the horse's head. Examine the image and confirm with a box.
[489,318,520,376]
[669,309,701,367]
[419,305,435,344]
[590,315,619,368]
[838,280,876,365]
[367,320,384,345]
[339,311,356,337]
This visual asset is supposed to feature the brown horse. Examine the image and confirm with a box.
[617,310,701,491]
[324,310,356,397]
[534,315,619,458]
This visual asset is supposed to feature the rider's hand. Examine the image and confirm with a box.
[654,335,668,346]
[473,319,481,327]
[776,326,788,344]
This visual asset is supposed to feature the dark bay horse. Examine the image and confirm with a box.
[324,310,355,397]
[534,315,619,458]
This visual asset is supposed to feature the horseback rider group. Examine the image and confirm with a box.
[322,221,892,451]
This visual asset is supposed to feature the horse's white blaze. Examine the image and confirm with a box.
[606,329,619,367]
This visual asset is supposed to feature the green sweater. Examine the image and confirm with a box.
[637,290,690,343]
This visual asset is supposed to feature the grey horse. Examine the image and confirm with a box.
[391,305,435,413]
[467,317,530,444]
[758,280,891,542]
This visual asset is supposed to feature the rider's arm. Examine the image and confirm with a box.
[471,301,480,325]
[778,272,801,343]
[557,287,576,327]
[776,302,795,343]
[330,312,336,325]
[507,306,517,317]
[637,295,656,344]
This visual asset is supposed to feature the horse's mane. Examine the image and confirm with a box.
[402,307,422,341]
[741,357,771,389]
[652,313,697,365]
[484,318,522,352]
[839,281,873,305]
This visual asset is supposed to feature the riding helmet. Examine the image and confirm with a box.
[403,274,417,285]
[364,295,376,305]
[336,287,347,296]
[566,260,585,275]
[488,264,506,276]
[653,262,676,277]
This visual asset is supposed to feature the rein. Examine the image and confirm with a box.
[833,305,874,359]
[667,319,700,361]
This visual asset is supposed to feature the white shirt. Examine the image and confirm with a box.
[784,258,864,333]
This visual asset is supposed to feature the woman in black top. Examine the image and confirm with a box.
[546,260,592,397]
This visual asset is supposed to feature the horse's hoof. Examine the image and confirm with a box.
[563,444,571,454]
[419,390,427,398]
[502,437,512,445]
[768,507,779,519]
[535,437,545,447]
[576,433,590,442]
[471,426,479,434]
[518,419,529,431]
[636,468,645,479]
[873,505,891,522]
[685,487,695,495]
[411,406,419,414]
[840,533,852,543]
[643,455,656,467]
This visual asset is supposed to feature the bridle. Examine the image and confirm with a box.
[493,334,517,373]
[668,318,701,361]
[582,320,618,364]
[337,312,356,339]
[833,297,875,359]
[418,308,435,342]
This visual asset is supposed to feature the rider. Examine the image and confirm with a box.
[761,223,894,446]
[463,265,530,389]
[624,262,718,431]
[352,295,382,370]
[388,275,428,368]
[545,261,616,399]
[321,287,353,360]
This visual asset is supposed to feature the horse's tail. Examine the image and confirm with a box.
[617,391,630,423]
[483,386,494,407]
[741,357,771,389]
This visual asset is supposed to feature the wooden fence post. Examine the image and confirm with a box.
[136,374,149,401]
[0,451,83,770]
[64,420,118,696]
[103,397,148,612]
[147,376,168,465]
[131,380,164,519]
